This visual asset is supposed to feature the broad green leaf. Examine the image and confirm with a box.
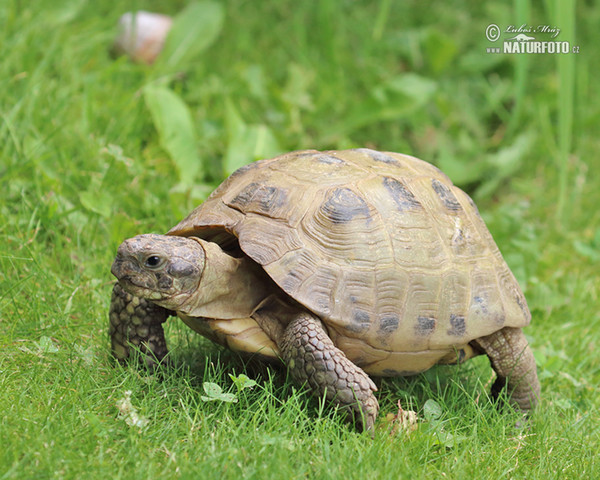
[281,63,315,111]
[384,73,438,106]
[476,133,533,199]
[432,430,466,449]
[160,1,224,70]
[217,392,238,403]
[168,182,215,219]
[201,382,238,403]
[528,282,569,310]
[436,147,488,186]
[143,85,202,184]
[423,30,458,74]
[44,0,86,26]
[224,98,246,141]
[229,373,257,391]
[573,240,600,261]
[79,188,113,218]
[572,228,600,261]
[243,64,268,100]
[423,399,443,421]
[36,336,59,354]
[341,74,437,133]
[109,212,137,248]
[203,382,223,397]
[554,398,575,410]
[224,100,281,175]
[487,132,533,175]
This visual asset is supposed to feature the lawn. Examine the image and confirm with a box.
[1,0,599,478]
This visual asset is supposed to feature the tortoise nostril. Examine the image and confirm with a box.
[157,274,173,290]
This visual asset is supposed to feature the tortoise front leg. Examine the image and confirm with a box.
[279,313,379,431]
[472,327,540,412]
[109,282,171,367]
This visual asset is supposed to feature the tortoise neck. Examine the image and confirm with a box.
[178,237,270,320]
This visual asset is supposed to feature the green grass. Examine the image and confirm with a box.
[1,0,599,478]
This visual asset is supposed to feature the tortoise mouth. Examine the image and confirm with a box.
[111,253,128,279]
[115,275,166,301]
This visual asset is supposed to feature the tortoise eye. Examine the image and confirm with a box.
[144,255,162,268]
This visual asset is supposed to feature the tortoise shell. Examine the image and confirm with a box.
[169,149,530,375]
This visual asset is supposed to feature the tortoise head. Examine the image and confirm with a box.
[111,234,205,308]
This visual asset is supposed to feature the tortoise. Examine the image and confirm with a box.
[109,148,540,430]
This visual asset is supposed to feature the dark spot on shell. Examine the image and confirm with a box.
[382,368,420,377]
[354,148,399,165]
[281,269,302,294]
[467,195,480,213]
[379,315,400,334]
[416,316,436,336]
[229,183,287,216]
[321,188,370,224]
[515,292,529,318]
[348,309,371,333]
[474,295,488,314]
[229,182,259,208]
[316,154,345,165]
[447,314,466,336]
[474,294,505,325]
[431,179,461,211]
[383,177,422,211]
[316,298,331,315]
[442,348,467,365]
[229,160,261,179]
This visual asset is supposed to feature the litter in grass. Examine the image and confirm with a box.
[385,400,419,435]
[114,11,173,64]
[34,336,59,354]
[422,398,467,448]
[115,390,149,428]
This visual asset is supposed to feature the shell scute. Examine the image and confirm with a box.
[431,178,462,211]
[228,182,289,219]
[320,187,371,224]
[382,177,423,211]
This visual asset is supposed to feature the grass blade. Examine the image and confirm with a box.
[555,0,576,221]
[143,85,202,185]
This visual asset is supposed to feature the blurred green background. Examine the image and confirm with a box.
[1,0,598,478]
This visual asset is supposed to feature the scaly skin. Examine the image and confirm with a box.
[472,327,540,412]
[109,282,171,367]
[279,313,379,431]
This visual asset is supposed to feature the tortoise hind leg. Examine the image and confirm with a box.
[472,327,540,412]
[278,313,379,431]
[109,282,171,367]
